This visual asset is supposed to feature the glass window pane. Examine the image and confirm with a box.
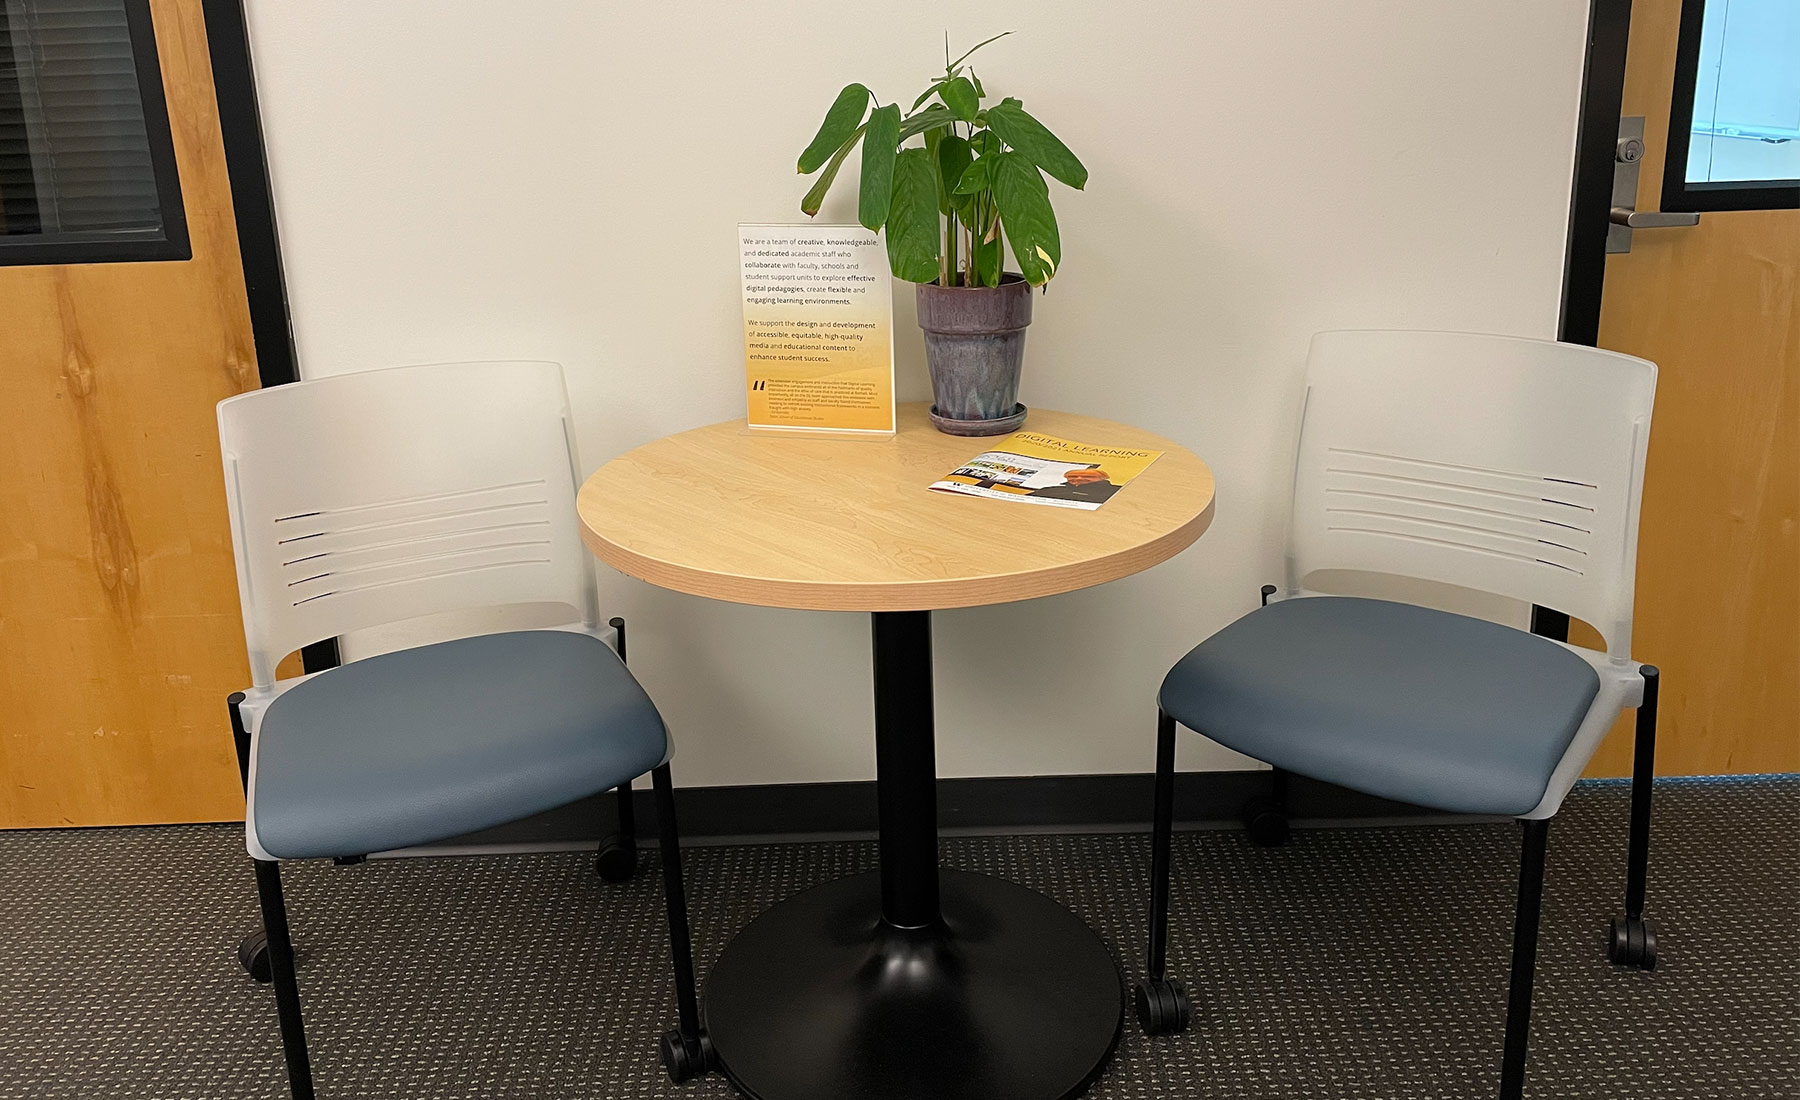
[1685,0,1800,184]
[0,0,180,252]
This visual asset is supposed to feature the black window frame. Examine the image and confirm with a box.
[1662,0,1800,213]
[0,0,190,266]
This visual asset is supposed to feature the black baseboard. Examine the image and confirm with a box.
[428,770,1442,851]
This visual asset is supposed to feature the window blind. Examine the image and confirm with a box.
[0,0,165,238]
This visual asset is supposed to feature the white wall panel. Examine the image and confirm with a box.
[244,0,1588,786]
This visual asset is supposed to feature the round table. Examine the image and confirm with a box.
[578,402,1215,1100]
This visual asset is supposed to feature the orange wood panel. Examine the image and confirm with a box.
[0,0,258,826]
[1580,0,1799,777]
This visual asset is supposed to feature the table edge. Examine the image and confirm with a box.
[580,494,1216,612]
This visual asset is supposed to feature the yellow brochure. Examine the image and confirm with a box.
[930,431,1163,510]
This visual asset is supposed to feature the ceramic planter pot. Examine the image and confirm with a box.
[915,274,1033,436]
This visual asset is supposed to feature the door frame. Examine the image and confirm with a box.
[200,0,296,390]
[1560,0,1637,350]
[1533,0,1637,641]
[200,0,339,673]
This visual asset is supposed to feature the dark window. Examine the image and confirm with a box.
[0,0,188,265]
[1663,0,1800,212]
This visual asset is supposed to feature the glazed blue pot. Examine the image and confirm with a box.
[915,274,1032,436]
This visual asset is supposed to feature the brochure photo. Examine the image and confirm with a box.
[930,431,1164,510]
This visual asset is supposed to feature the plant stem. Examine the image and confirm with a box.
[942,212,956,288]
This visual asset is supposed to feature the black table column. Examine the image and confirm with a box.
[701,610,1123,1100]
[872,610,939,928]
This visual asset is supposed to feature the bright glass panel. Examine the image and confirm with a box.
[1685,0,1800,183]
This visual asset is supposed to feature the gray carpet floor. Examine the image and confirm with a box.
[1,777,1795,1099]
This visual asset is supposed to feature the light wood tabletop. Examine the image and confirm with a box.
[578,403,1215,611]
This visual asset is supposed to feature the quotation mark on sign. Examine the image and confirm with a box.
[752,380,767,391]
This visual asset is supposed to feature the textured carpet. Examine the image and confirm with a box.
[0,777,1795,1099]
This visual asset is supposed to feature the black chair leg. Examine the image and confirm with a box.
[1499,817,1551,1100]
[596,617,642,882]
[651,762,712,1083]
[1135,708,1190,1035]
[1241,766,1292,847]
[1609,665,1661,970]
[596,783,639,882]
[229,692,315,1096]
[254,857,316,1100]
[227,693,276,983]
[1239,586,1292,847]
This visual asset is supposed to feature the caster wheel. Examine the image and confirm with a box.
[237,929,272,983]
[1608,915,1659,970]
[1133,977,1191,1035]
[595,835,637,883]
[659,1028,714,1083]
[1240,794,1290,847]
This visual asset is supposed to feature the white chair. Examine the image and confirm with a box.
[1137,331,1661,1100]
[217,361,711,1097]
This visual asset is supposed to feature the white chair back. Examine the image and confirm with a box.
[217,361,598,688]
[1286,330,1656,661]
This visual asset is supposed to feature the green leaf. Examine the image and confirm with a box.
[928,126,943,202]
[953,155,993,196]
[991,152,1060,285]
[886,148,941,283]
[970,71,985,98]
[799,83,871,174]
[923,126,949,218]
[799,124,864,217]
[858,104,901,231]
[939,76,979,122]
[949,31,1011,70]
[898,106,956,141]
[936,133,973,216]
[911,80,945,110]
[971,225,1003,287]
[983,100,1087,189]
[971,128,1002,158]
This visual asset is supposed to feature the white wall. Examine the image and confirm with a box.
[243,1,1588,787]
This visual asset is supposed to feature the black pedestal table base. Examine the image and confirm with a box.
[701,611,1123,1100]
[705,869,1123,1100]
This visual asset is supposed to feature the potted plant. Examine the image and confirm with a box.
[796,33,1087,435]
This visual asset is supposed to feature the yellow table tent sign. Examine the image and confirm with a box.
[738,224,896,435]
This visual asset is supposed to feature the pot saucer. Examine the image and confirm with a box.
[928,403,1027,437]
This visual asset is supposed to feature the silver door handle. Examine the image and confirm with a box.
[1609,207,1700,228]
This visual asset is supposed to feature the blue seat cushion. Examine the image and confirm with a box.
[1159,597,1600,816]
[252,630,667,860]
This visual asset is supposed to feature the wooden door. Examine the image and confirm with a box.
[0,0,256,827]
[1581,0,1799,776]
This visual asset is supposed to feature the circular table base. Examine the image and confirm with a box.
[705,869,1123,1100]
